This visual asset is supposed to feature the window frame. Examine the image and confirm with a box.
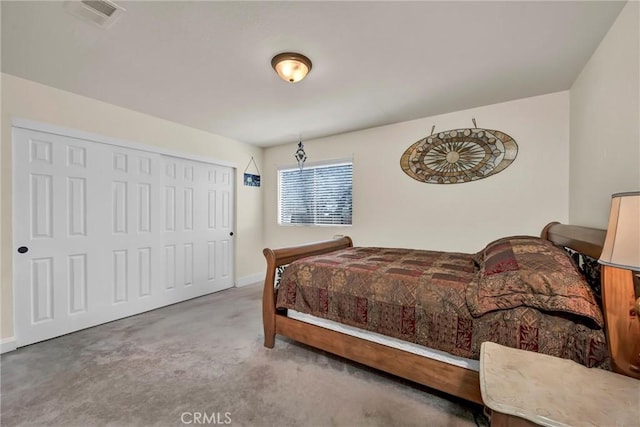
[277,158,353,227]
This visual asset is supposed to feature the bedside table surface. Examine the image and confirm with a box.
[480,342,640,427]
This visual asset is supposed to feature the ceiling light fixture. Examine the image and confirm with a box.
[271,52,312,83]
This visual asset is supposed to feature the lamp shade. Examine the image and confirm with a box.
[271,52,312,83]
[599,191,640,271]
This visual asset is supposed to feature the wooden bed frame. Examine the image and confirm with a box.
[262,222,635,404]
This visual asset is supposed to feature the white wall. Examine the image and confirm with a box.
[0,74,264,341]
[569,1,640,228]
[264,92,570,253]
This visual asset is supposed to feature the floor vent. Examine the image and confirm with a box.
[65,0,125,29]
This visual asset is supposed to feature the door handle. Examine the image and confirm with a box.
[17,246,29,254]
[229,232,234,236]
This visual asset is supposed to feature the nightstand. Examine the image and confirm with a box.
[479,342,640,427]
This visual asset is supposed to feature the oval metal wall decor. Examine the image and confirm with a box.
[400,128,518,184]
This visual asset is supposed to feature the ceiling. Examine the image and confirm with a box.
[1,1,626,147]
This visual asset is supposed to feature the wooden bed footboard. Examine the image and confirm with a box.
[262,236,353,348]
[261,223,619,404]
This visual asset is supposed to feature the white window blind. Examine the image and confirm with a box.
[278,162,353,226]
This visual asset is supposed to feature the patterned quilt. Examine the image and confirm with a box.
[276,246,608,368]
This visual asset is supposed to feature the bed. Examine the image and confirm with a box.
[262,222,623,404]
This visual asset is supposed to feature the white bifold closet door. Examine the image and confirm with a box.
[13,126,234,347]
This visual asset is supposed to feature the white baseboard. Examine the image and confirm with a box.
[1,337,17,354]
[235,272,264,288]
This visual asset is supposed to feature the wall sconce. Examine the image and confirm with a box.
[271,52,312,83]
[598,191,640,379]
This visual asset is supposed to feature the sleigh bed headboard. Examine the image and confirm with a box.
[542,221,640,380]
[541,222,606,259]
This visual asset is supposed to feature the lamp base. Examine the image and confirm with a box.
[635,272,640,320]
[601,265,640,379]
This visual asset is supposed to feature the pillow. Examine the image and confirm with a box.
[471,235,533,269]
[466,236,604,328]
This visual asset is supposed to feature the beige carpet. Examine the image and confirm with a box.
[1,283,487,426]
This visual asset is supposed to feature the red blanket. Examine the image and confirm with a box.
[276,247,608,368]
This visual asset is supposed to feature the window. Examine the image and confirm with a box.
[278,161,352,226]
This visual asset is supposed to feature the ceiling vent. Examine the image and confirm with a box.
[65,0,125,29]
